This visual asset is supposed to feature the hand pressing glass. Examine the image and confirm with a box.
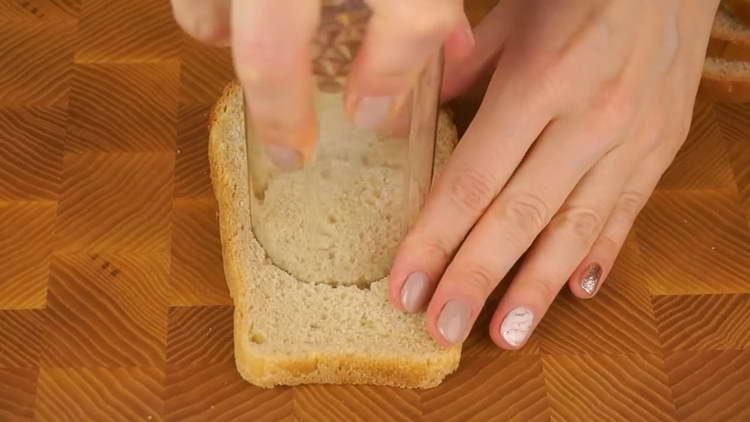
[170,0,474,167]
[388,0,720,348]
[171,0,720,349]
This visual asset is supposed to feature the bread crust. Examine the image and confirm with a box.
[208,82,461,389]
[724,0,750,27]
[712,6,750,46]
[700,72,750,103]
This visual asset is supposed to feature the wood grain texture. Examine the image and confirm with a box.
[75,0,180,63]
[165,363,294,421]
[654,294,750,351]
[419,355,550,421]
[0,21,75,107]
[1,0,749,419]
[636,191,750,295]
[35,367,164,421]
[54,152,174,254]
[295,385,421,422]
[665,350,750,421]
[0,202,55,309]
[0,367,38,421]
[169,198,229,306]
[0,0,79,22]
[175,104,215,198]
[66,63,179,153]
[0,310,41,368]
[166,306,234,367]
[715,102,750,214]
[543,354,677,421]
[659,101,738,191]
[178,37,235,105]
[41,254,169,367]
[0,107,65,200]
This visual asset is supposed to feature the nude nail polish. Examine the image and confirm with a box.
[265,143,302,171]
[500,307,534,347]
[353,96,392,130]
[437,300,470,344]
[580,263,602,296]
[400,272,430,313]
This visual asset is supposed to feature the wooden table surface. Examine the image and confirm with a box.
[1,1,749,421]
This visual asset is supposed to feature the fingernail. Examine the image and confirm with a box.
[400,272,430,313]
[580,263,602,296]
[353,96,392,130]
[437,300,471,344]
[500,306,534,347]
[265,143,302,171]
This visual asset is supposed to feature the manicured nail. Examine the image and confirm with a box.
[500,307,534,347]
[353,96,392,130]
[437,300,471,344]
[265,143,302,171]
[580,263,602,296]
[400,272,430,313]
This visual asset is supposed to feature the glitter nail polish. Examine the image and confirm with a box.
[580,263,602,296]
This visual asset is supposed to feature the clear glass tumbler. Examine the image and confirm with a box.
[246,0,442,286]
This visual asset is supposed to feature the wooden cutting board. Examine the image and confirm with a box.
[1,1,749,420]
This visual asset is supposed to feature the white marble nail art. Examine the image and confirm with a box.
[500,307,534,347]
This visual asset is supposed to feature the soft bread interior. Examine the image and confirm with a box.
[209,83,462,388]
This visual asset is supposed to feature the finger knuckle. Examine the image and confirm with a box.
[446,168,497,214]
[239,36,273,62]
[553,206,604,241]
[234,35,289,83]
[462,264,497,297]
[592,89,637,131]
[493,191,551,236]
[527,277,558,303]
[394,4,460,41]
[408,232,453,264]
[173,8,227,45]
[596,233,621,256]
[636,133,662,154]
[617,190,647,219]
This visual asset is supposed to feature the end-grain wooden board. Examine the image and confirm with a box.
[1,1,749,420]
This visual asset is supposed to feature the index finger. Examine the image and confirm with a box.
[388,64,553,313]
[232,0,321,169]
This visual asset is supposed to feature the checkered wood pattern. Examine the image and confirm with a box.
[1,1,749,420]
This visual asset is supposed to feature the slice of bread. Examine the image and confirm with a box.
[723,0,750,27]
[208,82,462,388]
[703,4,750,101]
[712,4,750,45]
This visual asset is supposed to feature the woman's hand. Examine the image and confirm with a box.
[170,0,474,168]
[388,0,719,348]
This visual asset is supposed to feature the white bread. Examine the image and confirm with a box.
[208,82,462,388]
